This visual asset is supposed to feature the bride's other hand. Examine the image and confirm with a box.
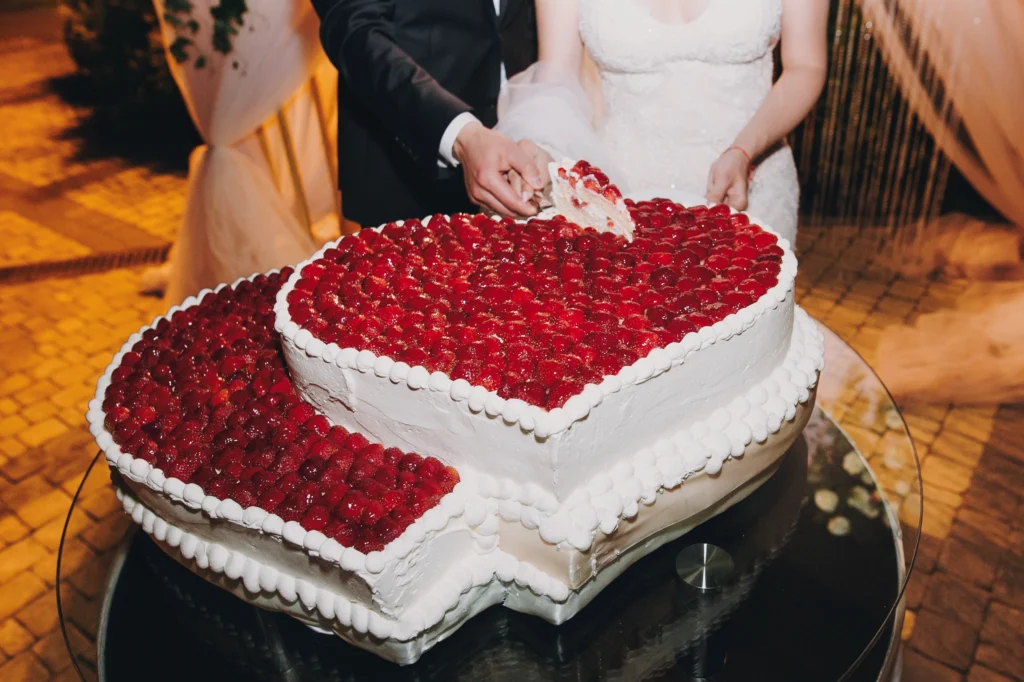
[706,147,751,211]
[509,140,555,206]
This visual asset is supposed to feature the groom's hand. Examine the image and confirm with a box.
[454,122,544,218]
[509,140,555,207]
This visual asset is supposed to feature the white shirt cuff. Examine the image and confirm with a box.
[438,112,480,167]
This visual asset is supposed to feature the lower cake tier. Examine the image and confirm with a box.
[112,397,813,666]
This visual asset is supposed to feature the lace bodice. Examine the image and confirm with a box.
[578,0,799,243]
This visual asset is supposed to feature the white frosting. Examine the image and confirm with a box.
[87,208,824,666]
[276,215,798,503]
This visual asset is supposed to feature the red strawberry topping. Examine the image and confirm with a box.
[102,271,458,554]
[289,201,782,410]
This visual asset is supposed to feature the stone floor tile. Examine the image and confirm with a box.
[922,570,991,630]
[985,408,1024,466]
[0,618,35,657]
[17,418,67,449]
[902,608,916,641]
[0,415,28,439]
[972,451,1024,505]
[60,462,106,499]
[902,648,965,682]
[939,535,1004,589]
[967,665,1018,682]
[932,428,988,468]
[0,572,46,621]
[79,512,131,556]
[32,627,74,673]
[0,438,26,459]
[1009,528,1024,561]
[977,602,1024,680]
[0,375,30,398]
[0,515,29,545]
[14,487,72,529]
[0,474,52,511]
[53,667,86,682]
[844,424,884,454]
[962,474,1023,524]
[59,584,100,638]
[923,455,974,495]
[76,487,119,522]
[909,608,979,671]
[0,537,49,584]
[12,380,60,409]
[920,495,957,540]
[923,480,965,512]
[901,402,952,424]
[907,421,939,447]
[15,589,59,640]
[27,358,67,383]
[57,408,86,431]
[944,406,998,446]
[45,460,90,495]
[32,508,90,553]
[1,449,45,482]
[993,554,1024,611]
[888,279,930,302]
[32,539,95,588]
[953,508,1013,551]
[905,570,930,610]
[0,650,50,682]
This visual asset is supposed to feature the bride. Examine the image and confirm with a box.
[496,0,827,246]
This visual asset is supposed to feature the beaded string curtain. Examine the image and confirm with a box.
[792,0,953,241]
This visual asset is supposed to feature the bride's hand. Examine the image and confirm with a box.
[509,140,555,209]
[706,147,751,212]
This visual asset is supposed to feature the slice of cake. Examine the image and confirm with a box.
[548,159,636,241]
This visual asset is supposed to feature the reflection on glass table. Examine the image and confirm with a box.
[58,323,921,682]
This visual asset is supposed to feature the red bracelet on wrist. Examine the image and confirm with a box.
[725,145,756,180]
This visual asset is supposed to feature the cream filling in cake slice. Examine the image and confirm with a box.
[548,159,636,241]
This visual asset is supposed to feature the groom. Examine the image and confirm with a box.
[312,0,544,226]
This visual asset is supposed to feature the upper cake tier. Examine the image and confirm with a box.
[276,200,797,502]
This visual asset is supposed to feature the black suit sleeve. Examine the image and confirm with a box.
[313,0,472,169]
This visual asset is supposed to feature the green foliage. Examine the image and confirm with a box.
[162,0,248,68]
[59,0,249,111]
[59,0,178,110]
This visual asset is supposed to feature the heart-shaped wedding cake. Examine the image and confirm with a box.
[88,167,823,665]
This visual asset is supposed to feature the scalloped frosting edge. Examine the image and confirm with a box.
[274,212,798,440]
[458,307,824,552]
[87,271,820,644]
[116,484,570,643]
[85,270,471,580]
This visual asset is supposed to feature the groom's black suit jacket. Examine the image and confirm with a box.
[312,0,537,226]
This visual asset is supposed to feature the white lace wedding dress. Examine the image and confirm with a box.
[500,0,799,244]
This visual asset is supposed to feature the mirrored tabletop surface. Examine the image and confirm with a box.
[58,324,921,682]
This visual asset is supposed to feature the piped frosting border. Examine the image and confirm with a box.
[86,223,821,649]
[85,272,468,580]
[464,309,824,552]
[274,212,798,440]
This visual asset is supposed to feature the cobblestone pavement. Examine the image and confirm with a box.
[0,11,186,281]
[0,8,1021,682]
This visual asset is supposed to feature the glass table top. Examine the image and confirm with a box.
[57,323,922,681]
